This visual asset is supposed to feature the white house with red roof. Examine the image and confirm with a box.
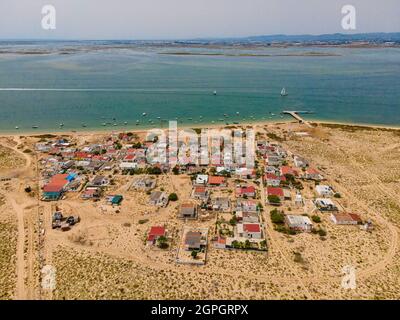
[208,176,226,187]
[280,166,299,177]
[304,168,324,181]
[236,223,262,239]
[235,186,256,198]
[266,187,285,201]
[147,226,166,245]
[264,173,286,187]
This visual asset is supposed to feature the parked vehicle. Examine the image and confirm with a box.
[66,215,80,226]
[60,222,71,232]
[52,220,62,229]
[52,211,63,222]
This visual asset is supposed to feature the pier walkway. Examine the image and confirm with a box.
[282,111,313,127]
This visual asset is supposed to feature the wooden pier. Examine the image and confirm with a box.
[282,111,313,127]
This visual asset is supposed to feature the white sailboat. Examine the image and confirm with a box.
[280,88,288,96]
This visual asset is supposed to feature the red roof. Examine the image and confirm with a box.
[236,186,256,194]
[147,226,165,241]
[307,168,320,174]
[208,176,226,185]
[216,236,226,244]
[267,187,284,197]
[124,154,135,161]
[43,184,64,193]
[43,174,69,193]
[243,223,261,233]
[51,174,69,182]
[265,173,286,181]
[348,213,362,223]
[281,166,297,176]
[194,186,206,193]
[74,151,91,159]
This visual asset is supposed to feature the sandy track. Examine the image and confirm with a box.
[1,138,39,300]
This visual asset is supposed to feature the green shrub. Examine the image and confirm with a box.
[312,215,321,223]
[270,209,285,224]
[268,195,281,204]
[168,193,178,201]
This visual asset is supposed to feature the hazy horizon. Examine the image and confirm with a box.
[0,0,399,40]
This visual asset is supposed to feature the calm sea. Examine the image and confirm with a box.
[0,42,399,133]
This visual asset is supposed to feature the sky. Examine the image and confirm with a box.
[0,0,399,40]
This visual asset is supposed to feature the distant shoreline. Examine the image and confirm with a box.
[2,119,400,137]
[158,51,341,57]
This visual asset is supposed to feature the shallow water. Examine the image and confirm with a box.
[0,43,399,132]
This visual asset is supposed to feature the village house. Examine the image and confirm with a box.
[147,226,166,245]
[234,200,258,213]
[304,168,324,181]
[264,166,278,174]
[236,223,263,239]
[315,198,338,212]
[235,186,256,198]
[295,193,304,207]
[293,155,309,168]
[42,173,72,201]
[264,173,286,187]
[184,231,206,251]
[194,174,208,185]
[61,160,75,170]
[81,187,102,200]
[266,187,285,202]
[264,154,282,167]
[280,166,299,177]
[315,185,334,197]
[331,212,362,225]
[178,203,198,220]
[149,191,168,207]
[86,161,105,172]
[106,195,123,206]
[88,175,109,187]
[192,186,210,202]
[208,176,227,187]
[236,211,260,223]
[213,236,227,249]
[235,168,256,180]
[119,162,138,170]
[285,215,313,232]
[211,197,231,212]
[132,177,156,191]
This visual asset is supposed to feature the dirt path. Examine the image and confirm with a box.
[9,197,27,299]
[1,138,39,300]
[259,177,314,299]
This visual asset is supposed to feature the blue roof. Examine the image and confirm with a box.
[66,173,77,181]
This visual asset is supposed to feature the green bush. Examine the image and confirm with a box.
[270,209,285,224]
[312,215,321,223]
[168,193,178,201]
[268,195,281,204]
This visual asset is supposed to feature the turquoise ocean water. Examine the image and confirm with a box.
[0,43,399,133]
